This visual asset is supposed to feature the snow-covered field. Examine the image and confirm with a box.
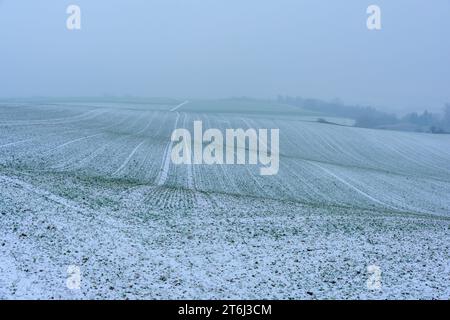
[0,100,449,299]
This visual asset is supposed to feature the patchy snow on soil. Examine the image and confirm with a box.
[0,101,449,299]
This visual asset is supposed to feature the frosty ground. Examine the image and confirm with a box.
[0,99,449,299]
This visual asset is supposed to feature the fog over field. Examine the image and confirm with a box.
[1,0,450,112]
[0,1,449,300]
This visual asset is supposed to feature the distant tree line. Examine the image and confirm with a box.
[277,96,450,134]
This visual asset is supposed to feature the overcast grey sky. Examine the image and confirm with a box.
[0,0,449,113]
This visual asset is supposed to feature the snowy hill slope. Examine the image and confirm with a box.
[0,100,449,299]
